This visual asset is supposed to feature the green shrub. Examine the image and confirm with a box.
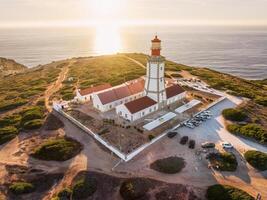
[62,93,75,101]
[206,184,254,200]
[21,107,43,125]
[255,96,267,106]
[0,126,18,145]
[209,153,238,171]
[9,182,35,195]
[0,114,21,128]
[244,150,267,171]
[222,108,247,121]
[32,137,82,161]
[72,178,97,200]
[57,187,72,200]
[120,178,149,200]
[150,156,185,174]
[227,123,267,143]
[23,119,43,130]
[0,99,27,112]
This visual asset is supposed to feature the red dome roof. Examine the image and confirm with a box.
[151,35,161,42]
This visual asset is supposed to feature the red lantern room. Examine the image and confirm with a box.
[151,35,161,56]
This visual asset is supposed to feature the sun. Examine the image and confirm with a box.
[89,0,122,19]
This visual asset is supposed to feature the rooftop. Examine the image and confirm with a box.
[79,83,112,96]
[124,96,157,114]
[166,84,185,99]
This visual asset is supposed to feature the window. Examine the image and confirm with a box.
[160,66,162,70]
[109,105,112,109]
[125,114,128,118]
[142,112,145,116]
[154,106,156,111]
[149,108,152,112]
[119,111,122,115]
[97,105,99,109]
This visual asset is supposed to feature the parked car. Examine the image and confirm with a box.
[188,140,195,149]
[180,136,189,145]
[167,131,177,138]
[201,142,215,148]
[222,141,233,149]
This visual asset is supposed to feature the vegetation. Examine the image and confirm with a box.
[31,137,82,161]
[150,156,185,174]
[190,68,267,106]
[167,131,177,138]
[9,182,35,195]
[244,150,267,171]
[44,114,64,130]
[72,177,97,200]
[209,152,238,171]
[227,123,267,143]
[206,184,254,200]
[222,108,247,121]
[22,119,43,130]
[57,187,72,200]
[148,134,155,141]
[120,178,149,200]
[0,126,18,145]
[0,99,27,112]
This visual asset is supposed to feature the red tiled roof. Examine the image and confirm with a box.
[127,79,145,94]
[97,78,145,105]
[97,90,117,105]
[79,83,112,96]
[166,84,185,99]
[114,86,131,99]
[125,96,157,114]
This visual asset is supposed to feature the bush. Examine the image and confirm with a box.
[0,114,21,128]
[21,107,43,124]
[120,178,149,200]
[167,131,177,138]
[23,119,43,130]
[9,182,35,195]
[0,99,27,112]
[72,178,97,200]
[227,123,267,143]
[32,137,82,161]
[188,140,195,149]
[0,126,18,145]
[206,184,254,200]
[148,134,155,141]
[44,114,64,130]
[150,156,185,174]
[244,150,267,171]
[209,153,238,171]
[180,136,189,145]
[57,187,72,200]
[255,96,267,106]
[222,108,247,121]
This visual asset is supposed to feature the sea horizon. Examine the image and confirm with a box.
[0,25,267,80]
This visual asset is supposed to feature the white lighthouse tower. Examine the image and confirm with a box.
[144,35,167,106]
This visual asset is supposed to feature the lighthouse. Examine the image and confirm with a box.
[144,35,167,106]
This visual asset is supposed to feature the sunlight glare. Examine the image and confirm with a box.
[94,24,122,55]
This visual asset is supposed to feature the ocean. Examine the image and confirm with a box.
[0,25,267,80]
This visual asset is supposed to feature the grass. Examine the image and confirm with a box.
[150,156,185,174]
[31,137,82,161]
[0,126,18,145]
[72,177,97,200]
[190,68,267,106]
[206,184,254,200]
[9,182,35,195]
[227,123,267,144]
[222,108,247,122]
[209,152,238,171]
[244,150,267,171]
[120,178,149,200]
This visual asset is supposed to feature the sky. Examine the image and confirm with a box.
[1,0,267,27]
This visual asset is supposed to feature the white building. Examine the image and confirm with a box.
[75,83,112,102]
[92,78,145,112]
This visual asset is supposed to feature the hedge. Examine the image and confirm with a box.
[244,150,267,171]
[57,187,72,200]
[120,178,149,200]
[206,184,254,200]
[222,108,247,121]
[9,182,35,195]
[0,99,27,112]
[209,153,238,171]
[227,123,267,143]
